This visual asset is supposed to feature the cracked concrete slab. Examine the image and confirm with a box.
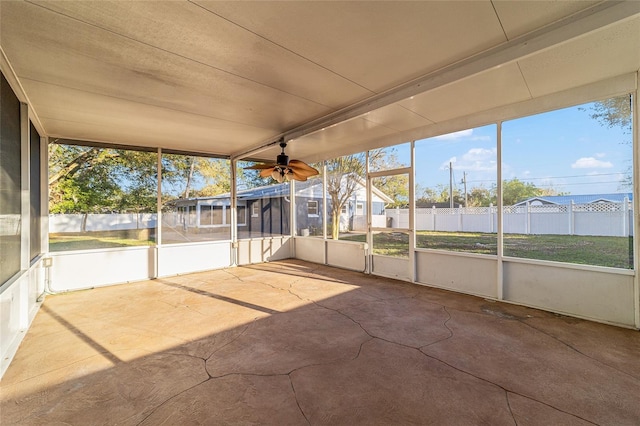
[421,309,640,425]
[291,339,516,425]
[139,374,308,425]
[206,307,370,377]
[1,259,639,425]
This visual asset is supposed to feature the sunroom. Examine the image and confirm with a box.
[1,1,639,423]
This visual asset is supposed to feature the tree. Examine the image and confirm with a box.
[368,150,409,208]
[467,185,494,207]
[586,96,631,130]
[49,143,157,214]
[415,183,465,207]
[49,142,278,218]
[323,148,410,239]
[326,154,366,240]
[501,178,544,206]
[585,95,633,189]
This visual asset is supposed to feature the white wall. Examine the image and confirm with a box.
[372,255,412,281]
[503,260,635,326]
[158,242,232,276]
[1,259,45,378]
[415,251,498,298]
[237,236,291,265]
[294,237,367,272]
[327,240,367,272]
[293,237,325,265]
[49,247,155,291]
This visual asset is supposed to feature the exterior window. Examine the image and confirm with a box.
[200,205,213,225]
[356,202,364,215]
[341,204,348,214]
[308,201,319,216]
[252,203,259,217]
[237,205,246,226]
[212,205,224,225]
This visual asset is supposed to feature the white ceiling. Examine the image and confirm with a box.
[1,1,638,162]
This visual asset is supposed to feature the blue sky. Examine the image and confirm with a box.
[407,100,632,196]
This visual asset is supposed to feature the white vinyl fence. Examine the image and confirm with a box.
[48,200,633,238]
[50,213,157,233]
[386,200,634,237]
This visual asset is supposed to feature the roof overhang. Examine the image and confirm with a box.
[1,1,638,162]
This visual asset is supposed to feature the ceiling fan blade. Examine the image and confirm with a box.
[288,168,309,181]
[245,163,276,170]
[259,167,276,178]
[288,160,319,177]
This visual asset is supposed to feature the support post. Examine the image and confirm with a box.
[632,87,639,328]
[496,122,504,301]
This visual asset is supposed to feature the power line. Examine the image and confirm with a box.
[536,180,625,187]
[464,172,624,184]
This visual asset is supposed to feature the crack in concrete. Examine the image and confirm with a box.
[155,265,620,424]
[288,375,311,425]
[205,322,252,364]
[420,305,454,349]
[418,348,599,425]
[135,374,212,426]
[307,287,597,425]
[518,318,640,382]
[505,390,517,426]
[221,268,247,282]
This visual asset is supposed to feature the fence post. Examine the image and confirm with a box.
[525,201,530,234]
[458,206,463,232]
[569,201,575,235]
[623,197,629,237]
[432,205,436,231]
[489,203,494,233]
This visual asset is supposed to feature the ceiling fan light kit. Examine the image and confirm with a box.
[245,139,319,182]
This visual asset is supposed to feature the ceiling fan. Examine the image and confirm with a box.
[245,139,319,183]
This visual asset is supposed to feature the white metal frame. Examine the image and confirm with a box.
[367,163,413,280]
[633,79,639,328]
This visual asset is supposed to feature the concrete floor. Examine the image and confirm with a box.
[1,260,639,425]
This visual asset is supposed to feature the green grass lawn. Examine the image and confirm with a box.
[51,229,632,269]
[340,231,633,269]
[49,231,154,251]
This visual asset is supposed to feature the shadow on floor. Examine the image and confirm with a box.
[1,259,639,425]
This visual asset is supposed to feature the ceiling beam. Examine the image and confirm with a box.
[231,0,639,161]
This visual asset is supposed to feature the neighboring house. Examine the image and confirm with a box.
[166,178,393,238]
[295,177,393,234]
[514,193,633,207]
[166,184,291,239]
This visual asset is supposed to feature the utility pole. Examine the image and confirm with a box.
[462,171,468,207]
[449,161,453,208]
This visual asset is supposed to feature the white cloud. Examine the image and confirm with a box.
[571,157,613,169]
[439,147,496,172]
[434,129,473,140]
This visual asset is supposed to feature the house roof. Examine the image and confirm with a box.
[514,193,633,206]
[2,2,638,163]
